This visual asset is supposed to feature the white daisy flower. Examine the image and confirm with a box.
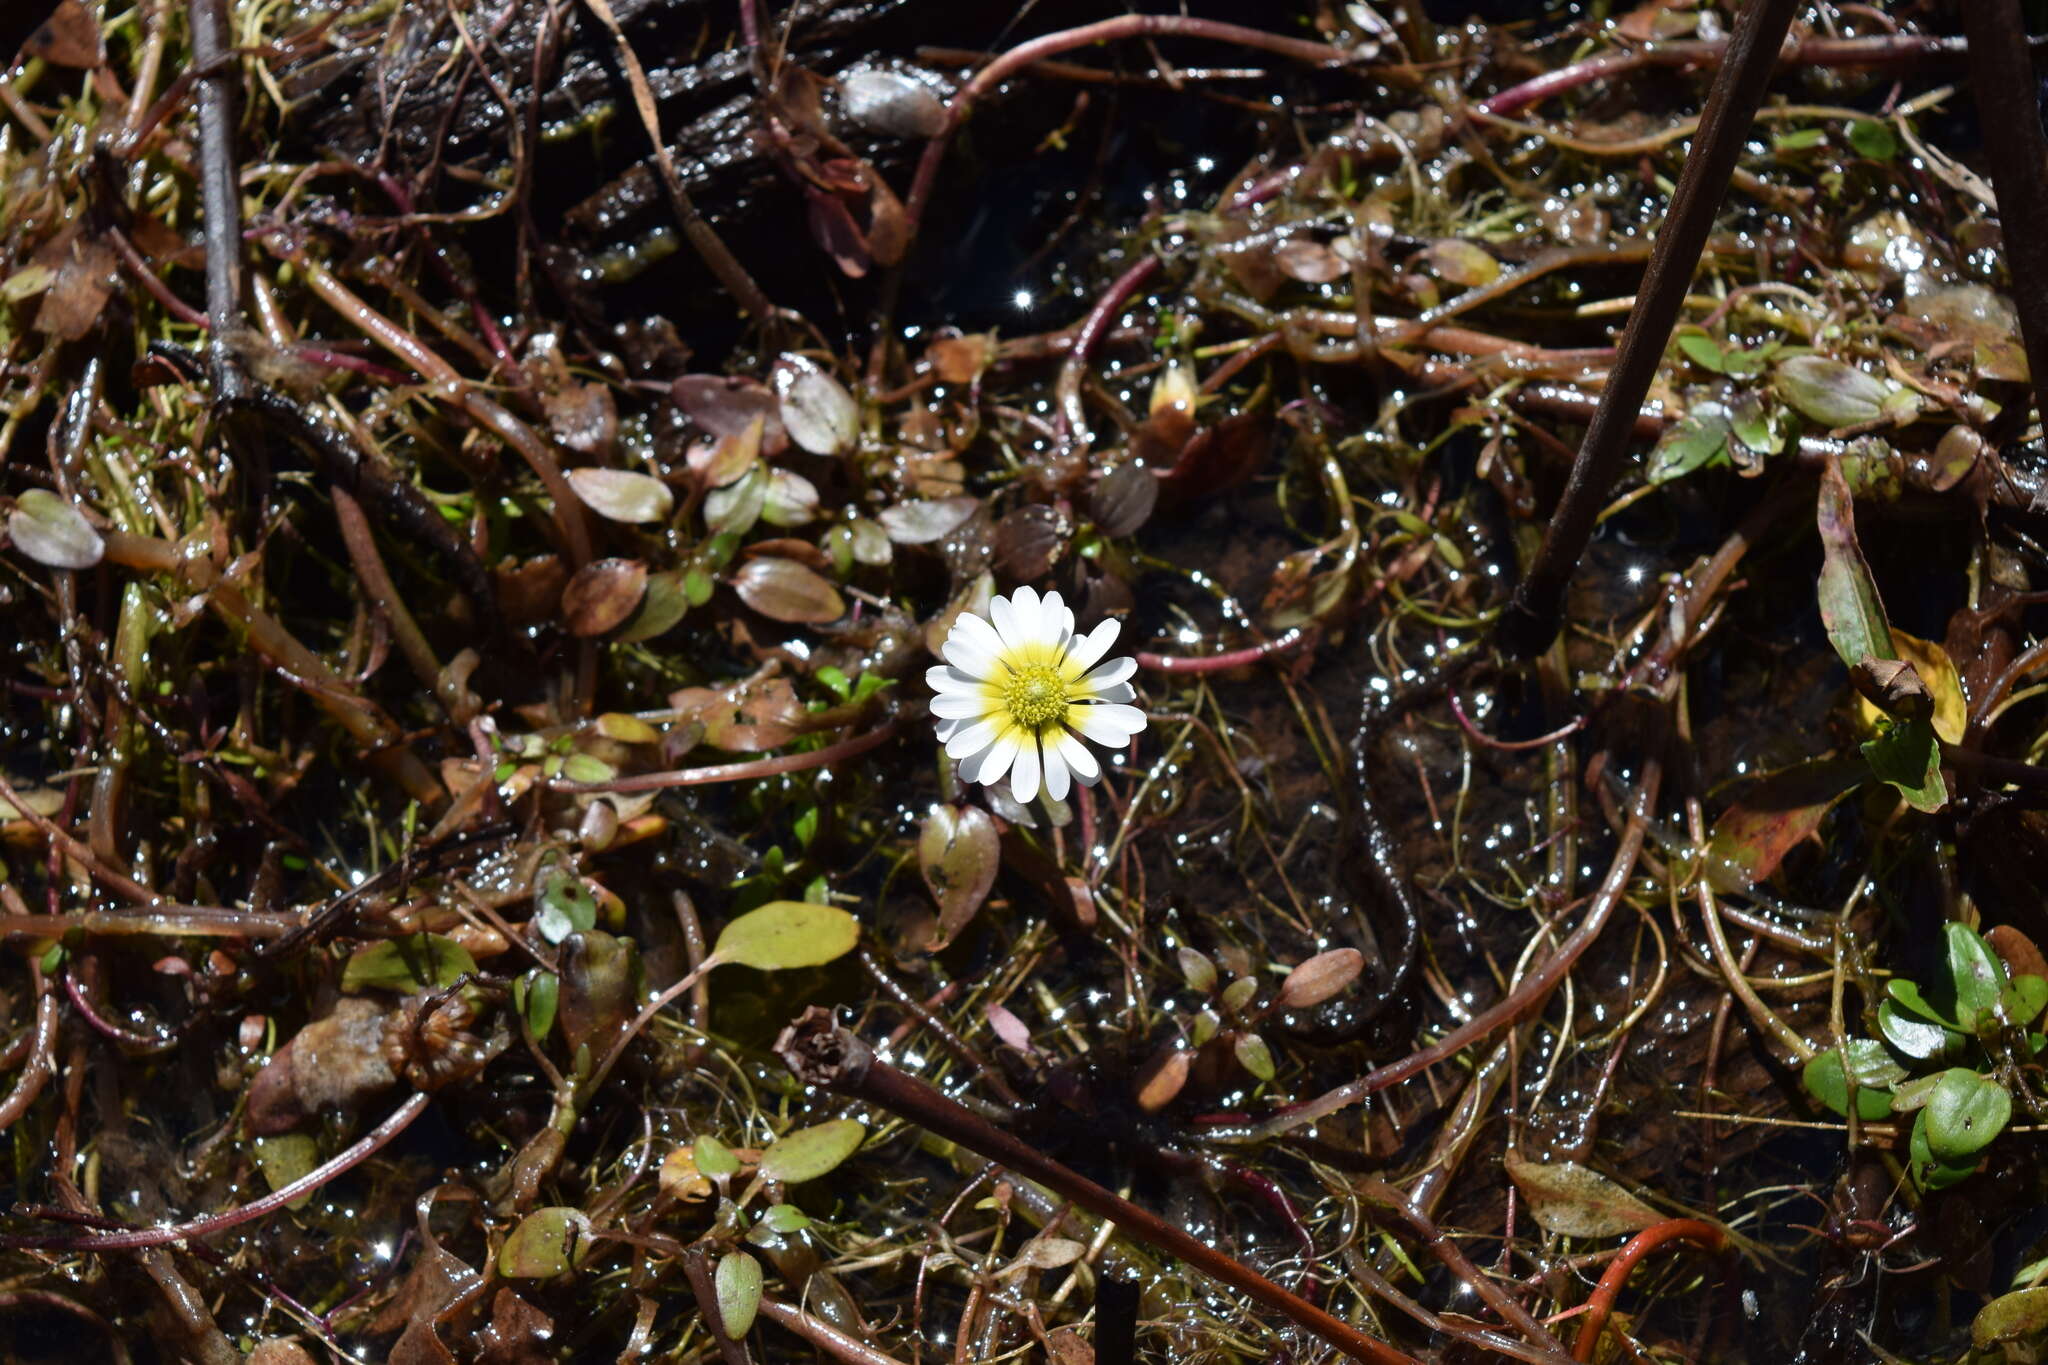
[925,586,1147,804]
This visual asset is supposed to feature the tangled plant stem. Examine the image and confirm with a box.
[1569,1218,1727,1361]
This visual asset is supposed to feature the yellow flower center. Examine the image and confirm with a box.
[1002,663,1069,731]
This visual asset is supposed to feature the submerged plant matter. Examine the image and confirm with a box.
[6,0,2048,1362]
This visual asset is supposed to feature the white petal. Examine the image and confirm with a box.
[931,691,990,720]
[1072,702,1147,745]
[934,716,969,744]
[1041,590,1075,648]
[1053,729,1101,786]
[1064,618,1122,675]
[1010,734,1041,803]
[1093,681,1136,704]
[1078,655,1137,693]
[964,730,1021,786]
[944,716,1004,760]
[1040,739,1070,802]
[988,592,1021,651]
[943,614,1004,676]
[929,665,987,695]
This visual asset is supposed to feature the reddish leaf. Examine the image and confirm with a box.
[560,558,648,636]
[672,375,786,455]
[1155,412,1272,508]
[670,675,804,751]
[1703,759,1864,892]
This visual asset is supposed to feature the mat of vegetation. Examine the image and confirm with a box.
[4,1,2048,1361]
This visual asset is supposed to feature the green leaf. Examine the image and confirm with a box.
[1778,356,1891,428]
[1860,716,1946,813]
[1815,455,1895,671]
[562,753,615,784]
[341,934,478,994]
[1889,1071,1943,1113]
[1888,977,1955,1024]
[715,1251,763,1338]
[499,1206,591,1278]
[1675,330,1726,372]
[815,665,852,700]
[1908,1109,1980,1191]
[1924,1067,2010,1162]
[758,1118,866,1184]
[1846,117,1897,162]
[518,969,560,1041]
[1975,1288,2048,1349]
[760,1204,811,1234]
[1647,404,1732,484]
[251,1133,321,1211]
[536,869,599,945]
[1801,1041,1903,1120]
[1773,127,1827,152]
[714,901,860,970]
[1233,1032,1276,1082]
[695,1134,740,1178]
[1947,922,2008,1034]
[1877,999,1963,1064]
[2006,974,2048,1028]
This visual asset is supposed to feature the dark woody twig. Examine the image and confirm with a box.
[1496,0,1799,657]
[1959,0,2048,440]
[775,1009,1419,1365]
[188,0,247,401]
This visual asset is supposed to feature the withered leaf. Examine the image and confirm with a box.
[1503,1149,1664,1238]
[26,0,102,67]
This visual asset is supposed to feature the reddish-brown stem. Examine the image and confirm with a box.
[777,1010,1419,1365]
[904,17,1350,242]
[0,964,57,1133]
[1570,1218,1726,1361]
[1137,626,1308,674]
[758,1296,912,1365]
[549,718,902,793]
[1359,1178,1573,1364]
[1057,255,1159,447]
[331,485,443,696]
[1475,32,1958,117]
[3,1093,432,1250]
[1447,689,1585,752]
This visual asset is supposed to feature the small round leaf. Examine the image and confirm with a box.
[9,489,103,569]
[499,1206,590,1278]
[1925,1066,2010,1162]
